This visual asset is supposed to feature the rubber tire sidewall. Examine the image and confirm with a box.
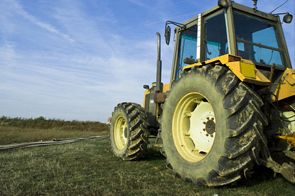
[110,106,130,158]
[162,71,230,181]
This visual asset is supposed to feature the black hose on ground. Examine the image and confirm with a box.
[0,135,109,151]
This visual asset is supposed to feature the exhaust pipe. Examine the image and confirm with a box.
[156,32,162,92]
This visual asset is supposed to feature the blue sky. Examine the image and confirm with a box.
[0,0,294,122]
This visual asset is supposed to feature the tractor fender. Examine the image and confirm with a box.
[183,54,271,86]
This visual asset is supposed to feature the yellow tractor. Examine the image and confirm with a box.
[110,0,295,186]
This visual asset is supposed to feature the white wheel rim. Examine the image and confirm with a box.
[172,92,216,162]
[114,115,128,150]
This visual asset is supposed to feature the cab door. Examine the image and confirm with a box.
[171,23,198,81]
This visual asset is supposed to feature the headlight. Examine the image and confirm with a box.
[283,13,293,23]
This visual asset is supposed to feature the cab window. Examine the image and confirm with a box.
[176,25,198,79]
[204,11,228,60]
[233,11,284,68]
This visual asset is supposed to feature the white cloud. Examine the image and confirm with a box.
[1,0,75,43]
[127,0,149,8]
[0,42,16,64]
[0,0,160,121]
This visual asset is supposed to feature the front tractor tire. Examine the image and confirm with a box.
[110,102,149,160]
[162,65,268,186]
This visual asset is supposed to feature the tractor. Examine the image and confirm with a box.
[110,0,295,186]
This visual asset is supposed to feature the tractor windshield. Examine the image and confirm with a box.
[233,11,285,69]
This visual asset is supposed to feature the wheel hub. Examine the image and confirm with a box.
[122,123,128,144]
[205,118,215,136]
[189,102,215,154]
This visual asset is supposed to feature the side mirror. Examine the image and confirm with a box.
[165,25,171,45]
[283,13,293,23]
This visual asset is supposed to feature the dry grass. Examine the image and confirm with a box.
[0,116,108,145]
[0,116,108,131]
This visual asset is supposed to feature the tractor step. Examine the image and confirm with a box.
[265,157,295,183]
[284,150,295,161]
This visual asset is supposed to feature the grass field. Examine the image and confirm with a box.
[0,116,108,144]
[0,117,294,195]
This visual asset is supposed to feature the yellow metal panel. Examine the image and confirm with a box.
[144,89,150,97]
[143,89,150,108]
[227,61,270,85]
[273,68,295,101]
[163,83,170,93]
[226,61,245,80]
[278,134,295,147]
[240,60,256,79]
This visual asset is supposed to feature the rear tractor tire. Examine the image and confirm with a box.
[110,102,149,160]
[162,65,268,186]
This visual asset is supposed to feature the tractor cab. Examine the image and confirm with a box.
[165,0,293,82]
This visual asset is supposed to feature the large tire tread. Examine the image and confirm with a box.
[111,102,149,160]
[163,64,268,186]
